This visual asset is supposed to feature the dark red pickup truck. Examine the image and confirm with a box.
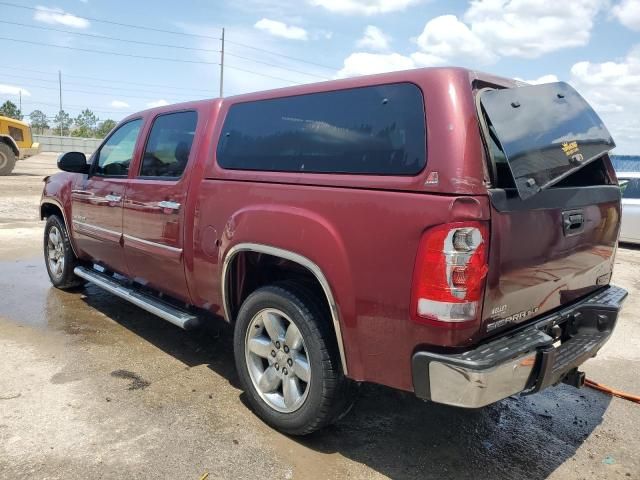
[41,67,627,435]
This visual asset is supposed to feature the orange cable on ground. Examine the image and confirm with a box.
[585,378,640,404]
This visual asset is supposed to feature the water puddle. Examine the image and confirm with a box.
[0,256,57,328]
[0,256,131,340]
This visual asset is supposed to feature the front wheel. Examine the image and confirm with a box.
[0,143,17,176]
[44,215,83,289]
[234,283,354,435]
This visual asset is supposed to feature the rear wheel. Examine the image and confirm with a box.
[234,283,354,435]
[44,215,83,289]
[0,143,17,176]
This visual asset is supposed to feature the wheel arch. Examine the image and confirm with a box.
[221,243,349,375]
[40,199,80,257]
[0,135,19,157]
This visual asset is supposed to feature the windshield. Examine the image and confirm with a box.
[480,82,615,200]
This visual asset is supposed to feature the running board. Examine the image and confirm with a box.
[73,266,200,330]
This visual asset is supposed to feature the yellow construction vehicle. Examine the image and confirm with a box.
[0,115,41,175]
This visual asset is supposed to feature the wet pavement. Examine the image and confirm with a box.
[1,155,639,479]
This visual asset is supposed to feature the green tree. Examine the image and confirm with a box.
[95,119,117,138]
[72,109,99,137]
[0,100,23,120]
[53,110,72,136]
[29,110,49,134]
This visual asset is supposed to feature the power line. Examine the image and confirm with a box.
[0,36,220,64]
[21,100,134,115]
[225,39,338,71]
[225,52,331,80]
[1,63,305,97]
[0,71,214,97]
[59,72,216,94]
[2,67,216,94]
[224,64,301,85]
[0,1,340,72]
[13,82,195,103]
[0,2,221,40]
[0,20,221,53]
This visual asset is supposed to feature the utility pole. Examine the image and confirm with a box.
[219,27,225,98]
[58,70,63,136]
[18,90,21,112]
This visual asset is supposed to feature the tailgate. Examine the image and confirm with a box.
[477,81,620,336]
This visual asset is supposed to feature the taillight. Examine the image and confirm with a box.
[410,222,489,325]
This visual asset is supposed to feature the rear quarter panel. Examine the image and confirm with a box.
[189,181,491,391]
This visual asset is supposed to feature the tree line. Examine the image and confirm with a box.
[0,100,117,139]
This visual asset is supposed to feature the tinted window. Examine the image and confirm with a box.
[139,111,198,178]
[480,82,615,199]
[8,126,23,142]
[620,178,640,199]
[94,119,142,177]
[217,83,426,175]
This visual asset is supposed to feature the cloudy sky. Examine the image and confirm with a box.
[1,0,639,153]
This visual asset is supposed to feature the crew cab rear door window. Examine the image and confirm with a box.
[139,111,198,179]
[217,82,426,175]
[479,82,615,200]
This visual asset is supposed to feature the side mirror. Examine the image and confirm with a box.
[57,152,89,174]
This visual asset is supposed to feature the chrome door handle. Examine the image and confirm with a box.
[157,200,181,211]
[105,194,122,202]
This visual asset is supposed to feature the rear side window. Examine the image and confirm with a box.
[139,111,198,179]
[217,83,426,175]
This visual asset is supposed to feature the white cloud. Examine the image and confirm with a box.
[0,84,31,97]
[613,0,640,30]
[464,0,605,59]
[110,100,130,108]
[356,25,391,51]
[146,99,169,108]
[415,14,497,65]
[407,1,606,68]
[254,18,308,40]
[516,74,560,85]
[337,52,415,77]
[337,1,606,79]
[309,0,422,15]
[34,6,90,29]
[569,46,640,153]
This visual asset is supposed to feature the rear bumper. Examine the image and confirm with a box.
[412,285,628,408]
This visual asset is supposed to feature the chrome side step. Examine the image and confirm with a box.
[73,266,200,330]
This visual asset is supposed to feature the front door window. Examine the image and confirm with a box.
[94,119,142,177]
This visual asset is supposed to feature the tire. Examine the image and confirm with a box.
[0,142,17,176]
[234,283,354,435]
[44,215,83,289]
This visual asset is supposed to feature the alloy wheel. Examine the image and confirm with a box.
[244,308,311,413]
[47,226,65,278]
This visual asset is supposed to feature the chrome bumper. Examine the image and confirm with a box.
[412,285,627,408]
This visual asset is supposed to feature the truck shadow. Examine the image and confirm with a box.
[299,384,611,480]
[76,285,611,480]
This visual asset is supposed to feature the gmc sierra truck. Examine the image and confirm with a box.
[40,67,627,435]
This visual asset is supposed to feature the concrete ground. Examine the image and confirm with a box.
[1,153,639,480]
